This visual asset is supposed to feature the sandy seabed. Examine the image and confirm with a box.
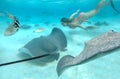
[0,15,120,79]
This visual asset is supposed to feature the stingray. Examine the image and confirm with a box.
[57,30,120,76]
[19,28,67,65]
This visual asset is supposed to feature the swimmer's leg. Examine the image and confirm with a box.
[96,0,106,12]
[81,0,107,20]
[77,25,87,30]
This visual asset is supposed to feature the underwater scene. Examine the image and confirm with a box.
[0,0,120,79]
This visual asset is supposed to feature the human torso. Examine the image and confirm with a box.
[67,12,89,29]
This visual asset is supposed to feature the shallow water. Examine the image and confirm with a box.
[0,0,120,79]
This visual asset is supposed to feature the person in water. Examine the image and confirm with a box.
[61,0,110,30]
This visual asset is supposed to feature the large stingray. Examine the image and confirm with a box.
[19,28,67,65]
[57,30,120,76]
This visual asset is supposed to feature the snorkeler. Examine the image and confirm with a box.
[61,0,112,30]
[4,13,20,36]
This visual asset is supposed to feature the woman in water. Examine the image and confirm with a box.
[61,0,110,30]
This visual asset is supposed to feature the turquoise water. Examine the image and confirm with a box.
[0,0,120,79]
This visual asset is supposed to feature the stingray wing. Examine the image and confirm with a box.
[49,28,67,51]
[57,30,120,76]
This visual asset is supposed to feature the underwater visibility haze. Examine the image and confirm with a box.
[0,0,120,79]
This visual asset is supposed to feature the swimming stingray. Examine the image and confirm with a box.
[57,30,120,76]
[19,28,67,65]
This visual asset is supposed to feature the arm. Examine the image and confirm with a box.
[69,9,80,20]
[78,25,96,30]
[78,25,87,30]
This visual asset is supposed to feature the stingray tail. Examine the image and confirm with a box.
[57,55,75,76]
[110,0,120,13]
